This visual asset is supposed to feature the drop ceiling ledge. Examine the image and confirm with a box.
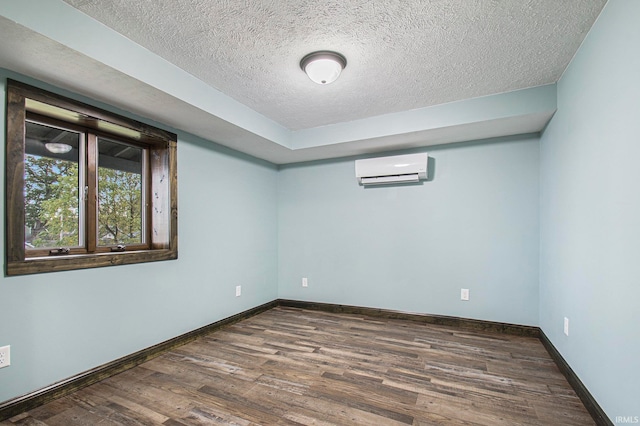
[0,1,557,165]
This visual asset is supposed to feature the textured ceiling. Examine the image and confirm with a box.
[62,0,606,131]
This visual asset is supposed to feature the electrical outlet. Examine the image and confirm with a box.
[302,277,308,287]
[564,317,569,336]
[460,288,470,301]
[235,285,241,297]
[0,346,10,368]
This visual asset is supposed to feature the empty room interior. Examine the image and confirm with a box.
[0,0,638,425]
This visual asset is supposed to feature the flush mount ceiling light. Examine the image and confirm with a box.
[300,51,347,85]
[45,142,72,154]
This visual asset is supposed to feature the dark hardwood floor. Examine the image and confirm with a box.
[2,307,594,425]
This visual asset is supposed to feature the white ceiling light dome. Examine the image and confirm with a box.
[45,142,73,154]
[300,51,347,85]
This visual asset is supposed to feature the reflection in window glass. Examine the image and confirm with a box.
[97,137,144,246]
[24,121,81,249]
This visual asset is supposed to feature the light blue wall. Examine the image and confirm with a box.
[539,0,640,420]
[0,71,279,403]
[278,136,540,326]
[3,2,637,421]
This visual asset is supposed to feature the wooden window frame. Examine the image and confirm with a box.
[5,80,178,275]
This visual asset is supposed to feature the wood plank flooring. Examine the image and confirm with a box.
[2,307,595,425]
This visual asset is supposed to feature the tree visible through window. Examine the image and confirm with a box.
[25,156,80,248]
[6,80,178,275]
[25,121,81,249]
[98,137,144,246]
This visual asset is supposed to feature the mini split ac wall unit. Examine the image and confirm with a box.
[355,153,428,186]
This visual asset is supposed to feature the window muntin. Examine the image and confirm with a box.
[6,79,178,275]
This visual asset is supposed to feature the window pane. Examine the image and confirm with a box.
[24,121,82,249]
[97,137,144,246]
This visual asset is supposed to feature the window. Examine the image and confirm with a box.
[6,80,177,275]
